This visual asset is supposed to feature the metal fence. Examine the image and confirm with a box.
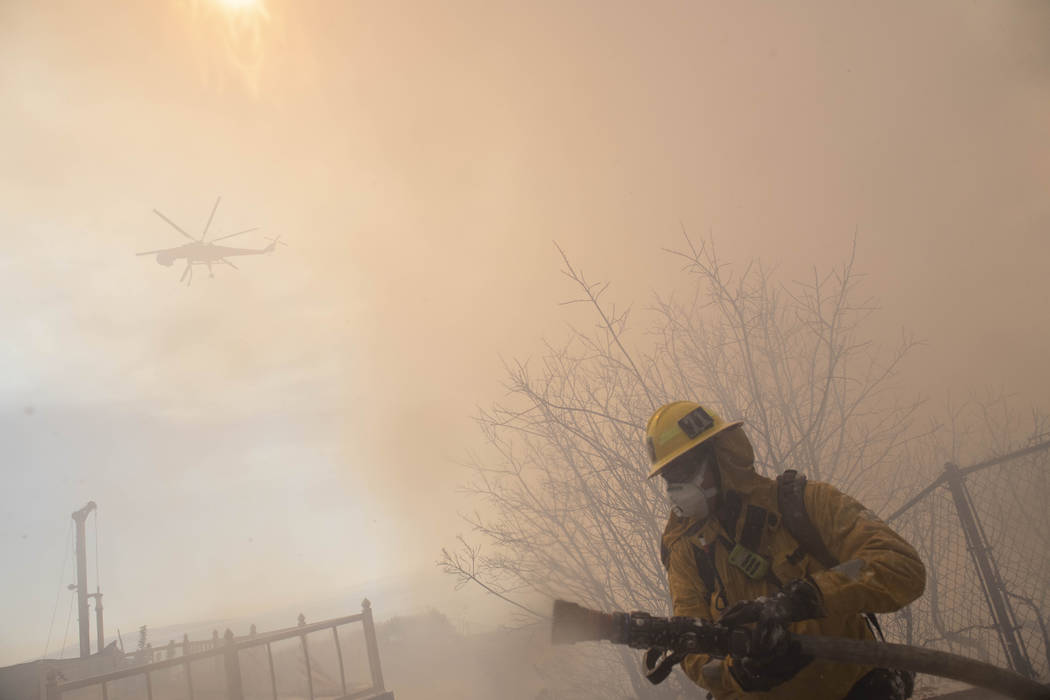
[46,600,393,700]
[880,439,1050,682]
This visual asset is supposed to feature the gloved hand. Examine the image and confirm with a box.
[718,579,822,692]
[718,578,824,630]
[642,647,686,685]
[726,637,812,692]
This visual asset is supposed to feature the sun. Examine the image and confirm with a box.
[174,0,275,95]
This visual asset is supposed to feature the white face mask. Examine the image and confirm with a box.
[666,459,719,520]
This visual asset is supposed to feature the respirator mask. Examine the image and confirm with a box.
[663,448,719,520]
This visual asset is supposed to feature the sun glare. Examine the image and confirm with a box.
[175,0,275,95]
[218,0,259,9]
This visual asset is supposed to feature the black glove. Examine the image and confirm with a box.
[727,637,812,692]
[718,579,822,692]
[718,578,824,630]
[642,647,686,685]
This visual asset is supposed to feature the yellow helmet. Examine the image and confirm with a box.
[644,401,743,480]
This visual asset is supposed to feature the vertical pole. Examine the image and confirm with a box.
[902,603,914,647]
[298,614,315,700]
[212,630,221,679]
[223,629,244,700]
[45,670,60,700]
[185,657,195,700]
[94,594,105,654]
[71,502,96,658]
[183,633,191,657]
[101,680,108,700]
[361,599,386,692]
[943,462,1034,677]
[266,642,277,700]
[332,626,348,696]
[145,670,154,700]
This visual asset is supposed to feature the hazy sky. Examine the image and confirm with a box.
[2,0,1049,666]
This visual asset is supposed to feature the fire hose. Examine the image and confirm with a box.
[551,600,1050,700]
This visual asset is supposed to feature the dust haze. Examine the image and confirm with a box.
[2,1,1049,697]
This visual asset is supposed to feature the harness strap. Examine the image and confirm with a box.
[776,469,885,641]
[775,470,839,569]
[691,543,718,593]
[719,490,743,538]
[740,504,768,552]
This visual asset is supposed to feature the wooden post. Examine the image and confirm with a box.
[212,630,221,677]
[45,670,60,700]
[183,633,191,657]
[184,654,195,700]
[223,628,244,700]
[266,642,278,700]
[361,599,386,692]
[332,626,348,697]
[166,639,176,660]
[298,614,315,700]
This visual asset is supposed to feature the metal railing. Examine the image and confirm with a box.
[46,599,391,700]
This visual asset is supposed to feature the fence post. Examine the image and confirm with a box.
[298,613,315,700]
[183,633,191,657]
[943,462,1034,678]
[223,628,244,700]
[45,670,59,700]
[361,598,387,692]
[212,630,221,677]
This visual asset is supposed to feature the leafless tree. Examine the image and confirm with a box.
[442,235,927,698]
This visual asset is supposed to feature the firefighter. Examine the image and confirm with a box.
[646,401,926,700]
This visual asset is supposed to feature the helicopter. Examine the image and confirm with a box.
[137,197,286,285]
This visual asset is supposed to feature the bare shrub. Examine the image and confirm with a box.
[443,235,926,697]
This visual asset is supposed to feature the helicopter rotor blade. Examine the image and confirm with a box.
[210,227,259,243]
[153,209,197,242]
[136,249,171,256]
[201,196,221,242]
[264,236,288,247]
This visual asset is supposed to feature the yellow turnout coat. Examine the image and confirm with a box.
[661,426,926,700]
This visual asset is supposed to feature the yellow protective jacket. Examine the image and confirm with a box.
[661,426,926,700]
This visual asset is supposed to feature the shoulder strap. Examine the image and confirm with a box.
[776,470,885,640]
[776,470,839,570]
[718,490,744,537]
[691,543,718,593]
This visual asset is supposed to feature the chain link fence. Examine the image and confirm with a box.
[880,440,1050,681]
